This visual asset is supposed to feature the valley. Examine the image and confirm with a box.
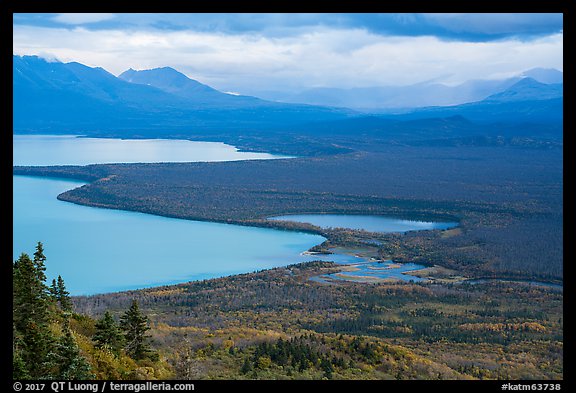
[13,128,562,381]
[70,260,563,380]
[11,17,563,382]
[14,143,563,283]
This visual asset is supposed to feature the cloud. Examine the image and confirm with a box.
[51,13,117,25]
[12,16,563,94]
[34,52,62,63]
[14,13,563,41]
[421,13,563,38]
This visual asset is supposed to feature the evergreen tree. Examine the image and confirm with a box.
[120,300,152,360]
[320,357,334,379]
[13,327,31,379]
[56,275,73,312]
[49,279,58,301]
[33,242,48,284]
[93,311,124,356]
[49,275,73,312]
[52,323,93,380]
[13,251,53,378]
[13,243,92,380]
[13,351,30,379]
[13,252,49,330]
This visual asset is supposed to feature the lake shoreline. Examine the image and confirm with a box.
[14,174,327,295]
[14,131,563,290]
[14,166,461,242]
[13,170,461,295]
[14,168,563,292]
[49,174,448,287]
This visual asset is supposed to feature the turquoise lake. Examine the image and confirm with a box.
[13,175,325,295]
[13,134,287,166]
[13,135,452,295]
[13,135,316,295]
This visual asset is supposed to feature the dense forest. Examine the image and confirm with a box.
[73,258,562,380]
[14,144,563,281]
[13,113,563,381]
[13,243,563,380]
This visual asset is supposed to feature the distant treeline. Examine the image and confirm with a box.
[72,260,563,380]
[14,145,563,281]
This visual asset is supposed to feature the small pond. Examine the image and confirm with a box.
[268,214,458,233]
[269,214,458,283]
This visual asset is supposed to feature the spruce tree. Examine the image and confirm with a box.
[94,311,124,356]
[53,323,93,380]
[56,275,73,312]
[49,279,58,301]
[13,243,90,379]
[13,252,49,330]
[33,241,48,284]
[120,300,152,360]
[240,358,253,374]
[13,327,31,379]
[13,251,53,378]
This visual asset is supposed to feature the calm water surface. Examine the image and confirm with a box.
[14,135,451,294]
[311,261,426,284]
[13,134,288,166]
[269,214,458,233]
[13,175,325,295]
[13,135,311,295]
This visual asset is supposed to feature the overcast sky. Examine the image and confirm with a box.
[13,13,563,94]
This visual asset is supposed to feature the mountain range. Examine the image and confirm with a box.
[118,67,268,107]
[13,55,562,145]
[245,68,563,110]
[13,55,353,133]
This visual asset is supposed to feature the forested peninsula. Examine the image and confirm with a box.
[14,145,563,283]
